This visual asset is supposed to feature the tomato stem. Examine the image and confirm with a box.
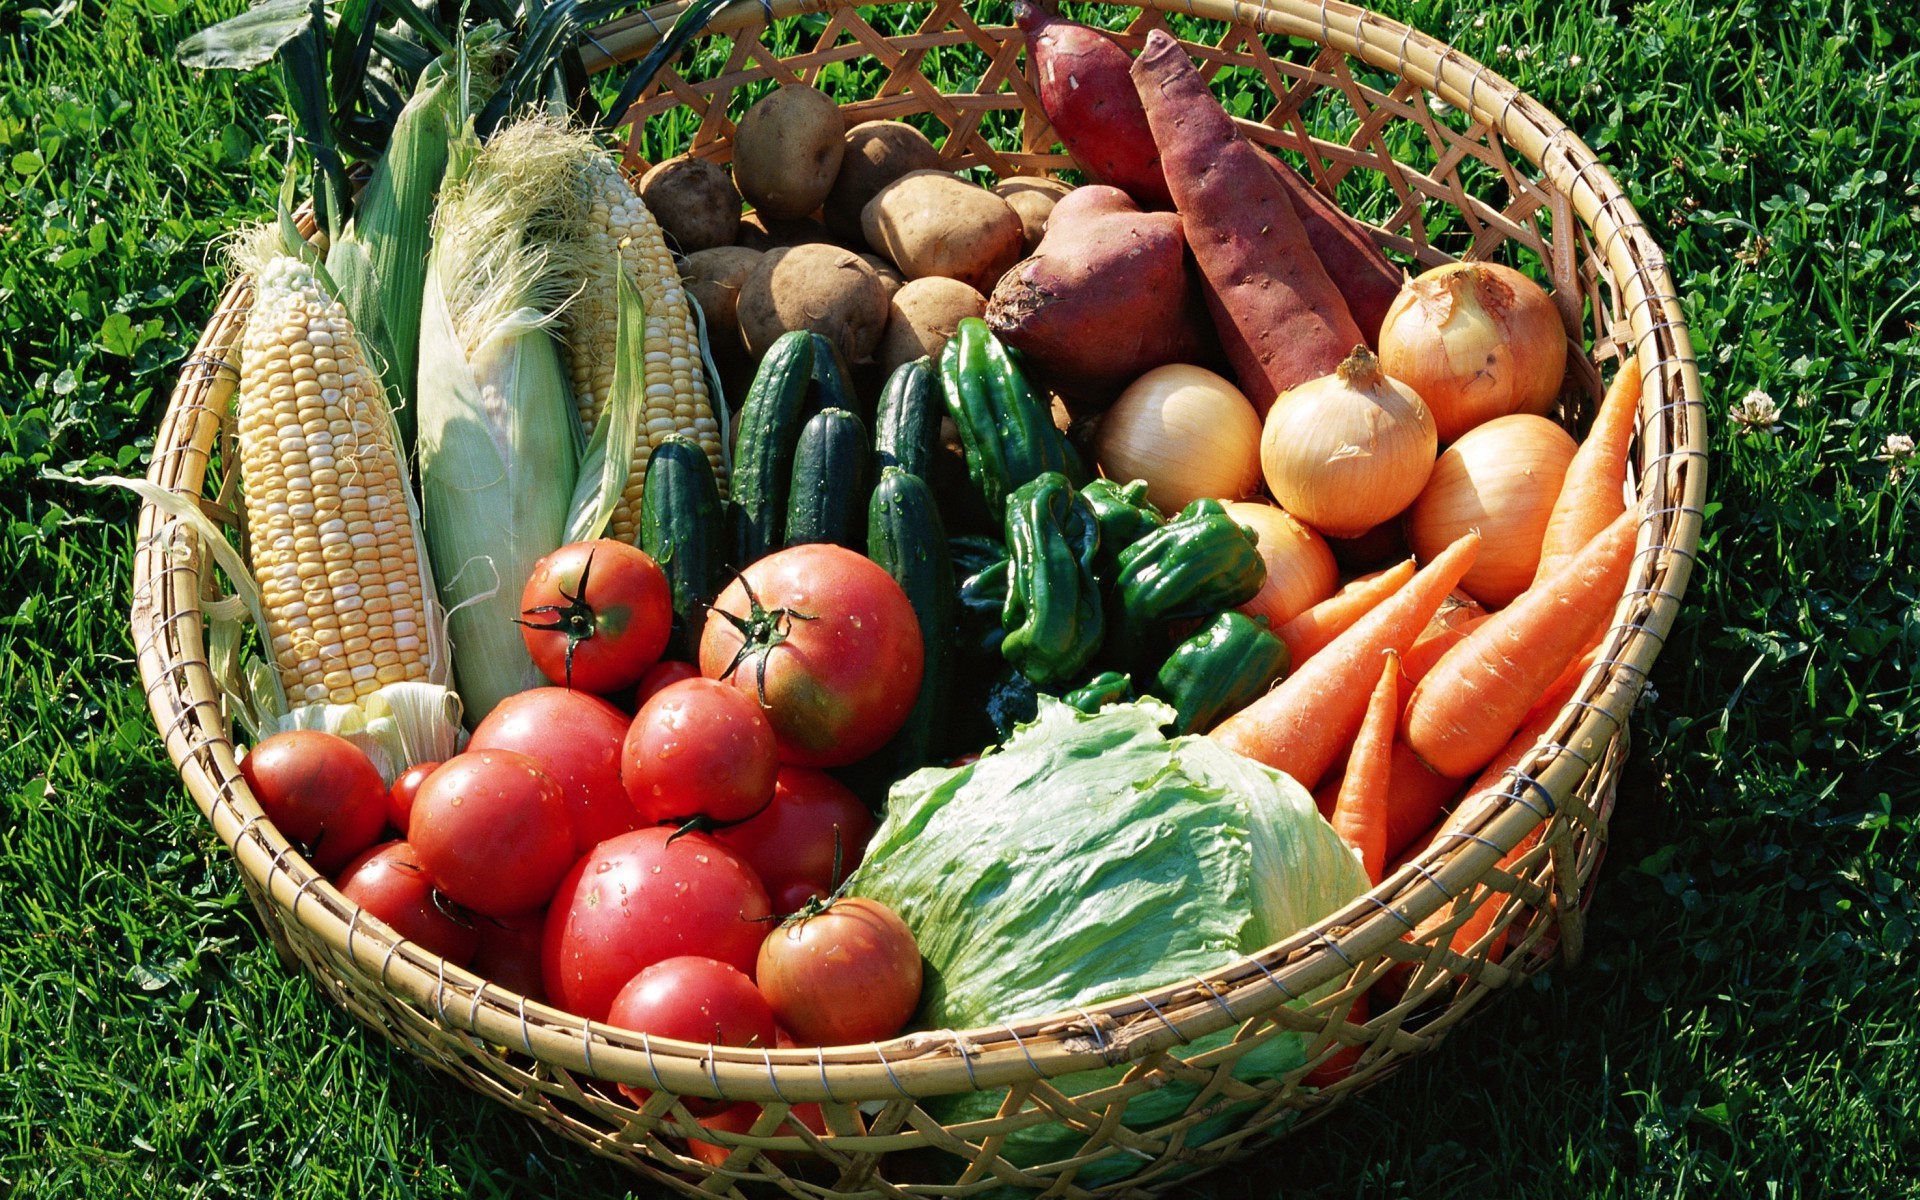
[710,572,816,708]
[513,546,601,690]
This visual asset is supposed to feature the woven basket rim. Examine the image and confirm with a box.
[130,0,1707,1112]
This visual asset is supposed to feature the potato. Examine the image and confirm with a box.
[639,156,741,253]
[878,276,986,375]
[860,253,907,301]
[861,170,1025,293]
[825,121,944,240]
[731,85,846,222]
[737,243,890,365]
[737,211,851,252]
[993,177,1073,253]
[681,246,762,362]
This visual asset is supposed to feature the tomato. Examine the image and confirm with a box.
[386,760,440,837]
[633,659,701,707]
[472,908,548,1002]
[622,678,777,825]
[715,768,872,901]
[541,827,771,1021]
[519,539,672,695]
[470,688,637,855]
[336,840,479,965]
[240,731,389,874]
[408,750,576,918]
[756,899,922,1046]
[606,956,776,1111]
[699,545,923,767]
[686,1093,827,1166]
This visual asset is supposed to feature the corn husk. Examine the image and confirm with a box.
[416,114,595,724]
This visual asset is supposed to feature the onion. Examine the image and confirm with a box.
[1259,346,1437,539]
[1225,501,1339,627]
[1093,364,1263,515]
[1406,414,1577,608]
[1376,261,1568,444]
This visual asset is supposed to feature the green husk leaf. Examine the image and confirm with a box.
[563,268,646,545]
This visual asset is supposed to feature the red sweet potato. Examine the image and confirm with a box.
[1255,146,1406,346]
[1132,30,1364,414]
[985,185,1212,406]
[1015,1,1173,210]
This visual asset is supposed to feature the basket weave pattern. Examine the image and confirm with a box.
[130,1,1706,1195]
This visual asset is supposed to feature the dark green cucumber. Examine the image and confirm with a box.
[805,332,860,421]
[873,357,940,479]
[784,407,869,549]
[729,331,815,567]
[638,434,723,662]
[865,466,955,776]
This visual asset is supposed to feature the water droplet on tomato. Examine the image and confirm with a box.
[595,861,613,874]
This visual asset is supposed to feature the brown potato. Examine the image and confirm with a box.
[681,246,762,362]
[877,276,986,375]
[825,121,944,240]
[861,170,1025,293]
[731,86,846,222]
[737,243,890,365]
[860,253,907,301]
[639,156,741,253]
[736,211,853,252]
[993,177,1073,253]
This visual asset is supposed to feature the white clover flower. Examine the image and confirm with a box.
[1515,45,1534,62]
[1473,14,1487,28]
[1728,389,1783,434]
[1497,42,1513,58]
[1568,53,1584,67]
[1876,432,1915,463]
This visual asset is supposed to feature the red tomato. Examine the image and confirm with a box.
[337,840,479,965]
[715,768,873,900]
[633,659,701,707]
[541,828,771,1021]
[519,539,672,695]
[686,1095,827,1166]
[386,760,440,837]
[756,899,922,1046]
[622,678,777,825]
[240,731,388,874]
[408,750,576,918]
[606,956,776,1110]
[699,545,923,767]
[470,688,638,855]
[472,908,548,1002]
[771,879,828,914]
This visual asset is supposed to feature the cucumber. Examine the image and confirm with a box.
[873,357,940,480]
[638,434,723,661]
[728,331,814,568]
[784,406,869,549]
[804,332,861,421]
[865,466,955,777]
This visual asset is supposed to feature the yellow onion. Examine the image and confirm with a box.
[1259,346,1437,539]
[1225,500,1339,627]
[1406,414,1577,608]
[1377,261,1568,444]
[1093,364,1263,515]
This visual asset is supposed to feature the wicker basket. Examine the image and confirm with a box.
[131,0,1706,1194]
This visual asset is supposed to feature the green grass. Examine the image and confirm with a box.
[3,0,1918,1196]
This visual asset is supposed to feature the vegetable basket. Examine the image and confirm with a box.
[130,0,1707,1194]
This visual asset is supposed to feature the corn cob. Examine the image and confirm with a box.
[564,154,725,542]
[238,252,433,707]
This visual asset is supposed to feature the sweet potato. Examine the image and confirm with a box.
[1132,30,1364,414]
[984,185,1211,406]
[1255,147,1405,345]
[1015,1,1171,210]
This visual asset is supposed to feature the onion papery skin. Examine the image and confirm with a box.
[1406,414,1577,608]
[1093,364,1264,516]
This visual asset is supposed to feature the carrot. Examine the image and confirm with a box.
[1532,355,1641,584]
[1383,739,1463,863]
[1131,30,1364,413]
[1400,593,1488,685]
[1330,652,1398,883]
[1277,559,1416,668]
[1301,993,1369,1087]
[1210,531,1478,789]
[1401,509,1637,779]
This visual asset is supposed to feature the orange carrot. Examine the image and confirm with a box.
[1331,652,1399,883]
[1401,593,1489,686]
[1523,644,1602,728]
[1210,531,1479,789]
[1301,993,1369,1088]
[1277,559,1416,668]
[1383,739,1462,862]
[1532,355,1641,584]
[1401,509,1637,779]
